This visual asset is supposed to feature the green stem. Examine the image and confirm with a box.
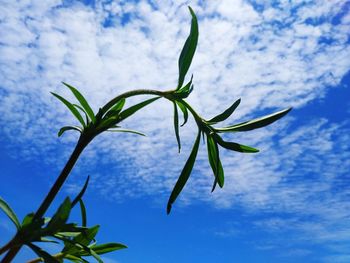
[0,89,205,262]
[0,88,172,262]
[177,99,203,125]
[98,89,172,119]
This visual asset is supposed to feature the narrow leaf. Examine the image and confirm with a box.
[208,98,241,123]
[104,99,126,119]
[214,134,259,153]
[27,243,60,263]
[206,135,224,190]
[173,102,181,153]
[0,196,20,229]
[71,176,90,207]
[64,254,88,263]
[177,6,198,89]
[58,126,82,137]
[46,197,71,232]
[175,75,193,98]
[176,101,188,126]
[85,243,127,255]
[167,130,201,214]
[63,82,96,124]
[216,107,292,132]
[62,225,100,254]
[79,199,87,227]
[51,92,86,127]
[118,97,160,122]
[74,104,89,124]
[107,129,146,136]
[109,98,126,113]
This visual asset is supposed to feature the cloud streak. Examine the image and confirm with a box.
[1,0,350,259]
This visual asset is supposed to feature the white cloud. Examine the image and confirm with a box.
[0,0,350,258]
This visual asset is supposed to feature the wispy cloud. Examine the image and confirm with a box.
[1,0,350,260]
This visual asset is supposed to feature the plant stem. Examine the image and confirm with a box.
[98,89,171,118]
[178,99,203,124]
[0,88,204,262]
[0,88,171,262]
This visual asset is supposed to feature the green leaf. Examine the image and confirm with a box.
[27,243,60,263]
[175,75,193,98]
[46,197,71,232]
[0,196,20,230]
[216,107,292,132]
[103,98,126,119]
[20,213,45,237]
[108,98,126,114]
[118,97,160,122]
[176,100,188,126]
[79,199,87,227]
[73,104,89,124]
[173,102,181,153]
[208,98,241,123]
[39,237,59,244]
[62,82,96,124]
[51,92,86,127]
[58,126,82,137]
[64,254,88,263]
[62,225,100,254]
[167,130,201,214]
[89,248,103,263]
[83,243,127,256]
[177,6,198,89]
[71,176,90,208]
[107,129,146,136]
[213,134,259,153]
[206,135,224,190]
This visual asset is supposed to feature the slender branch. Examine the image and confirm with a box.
[0,88,176,262]
[178,99,203,124]
[1,245,21,263]
[98,89,172,119]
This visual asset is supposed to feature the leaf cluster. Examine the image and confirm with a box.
[0,178,126,263]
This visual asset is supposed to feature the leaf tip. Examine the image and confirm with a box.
[166,203,172,215]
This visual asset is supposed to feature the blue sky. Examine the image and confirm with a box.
[0,0,350,262]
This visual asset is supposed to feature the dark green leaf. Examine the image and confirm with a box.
[63,82,96,124]
[167,130,201,214]
[0,196,20,229]
[107,129,146,136]
[79,199,87,227]
[58,126,82,137]
[89,248,103,263]
[213,134,259,153]
[62,225,100,254]
[51,92,86,127]
[39,237,59,244]
[46,197,71,232]
[108,98,126,114]
[73,104,89,124]
[216,107,292,132]
[27,243,60,263]
[175,75,193,98]
[176,100,188,126]
[206,135,224,190]
[173,102,181,153]
[82,243,127,256]
[208,98,241,123]
[177,7,198,89]
[64,254,88,263]
[20,213,45,239]
[103,98,126,119]
[71,176,90,207]
[118,97,160,122]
